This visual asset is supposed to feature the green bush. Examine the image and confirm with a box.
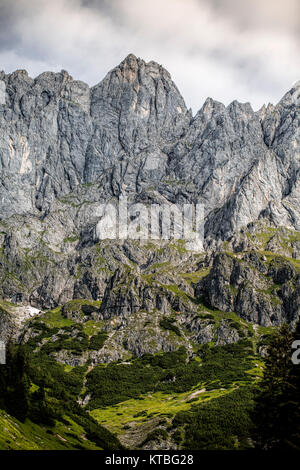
[159,317,181,336]
[141,428,169,446]
[89,332,108,350]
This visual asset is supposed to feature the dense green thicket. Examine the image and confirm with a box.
[89,331,108,350]
[25,320,107,355]
[140,428,169,446]
[173,387,254,449]
[196,340,254,388]
[0,342,123,450]
[28,352,87,398]
[40,325,89,355]
[159,317,181,336]
[0,327,267,451]
[86,340,254,408]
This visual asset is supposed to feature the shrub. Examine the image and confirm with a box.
[89,332,108,350]
[159,317,181,336]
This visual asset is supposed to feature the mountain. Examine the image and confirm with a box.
[0,54,299,231]
[0,55,299,450]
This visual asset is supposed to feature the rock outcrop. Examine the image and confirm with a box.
[195,252,299,326]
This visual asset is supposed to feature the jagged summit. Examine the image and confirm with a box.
[293,79,300,87]
[119,53,145,68]
[119,53,171,74]
[2,57,299,115]
[1,68,75,84]
[0,56,298,239]
[278,81,300,107]
[2,54,173,93]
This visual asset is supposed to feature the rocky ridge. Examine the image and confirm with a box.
[0,54,299,234]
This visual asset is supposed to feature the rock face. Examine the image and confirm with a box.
[0,303,41,342]
[0,55,191,219]
[0,54,299,237]
[195,252,299,327]
[0,54,299,345]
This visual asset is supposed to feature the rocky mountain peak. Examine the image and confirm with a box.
[89,54,191,160]
[92,53,188,117]
[278,81,300,107]
[118,53,172,82]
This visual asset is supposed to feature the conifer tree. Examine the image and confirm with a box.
[253,322,300,449]
[2,340,29,422]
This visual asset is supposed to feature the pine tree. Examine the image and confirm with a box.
[253,322,300,449]
[2,340,30,422]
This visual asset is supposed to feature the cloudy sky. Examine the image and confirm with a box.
[0,0,299,112]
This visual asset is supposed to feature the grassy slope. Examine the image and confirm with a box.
[0,409,102,450]
[90,363,262,448]
[86,338,263,448]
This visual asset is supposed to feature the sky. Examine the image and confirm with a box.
[0,0,299,112]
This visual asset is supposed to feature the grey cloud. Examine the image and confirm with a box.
[0,1,21,51]
[209,0,300,36]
